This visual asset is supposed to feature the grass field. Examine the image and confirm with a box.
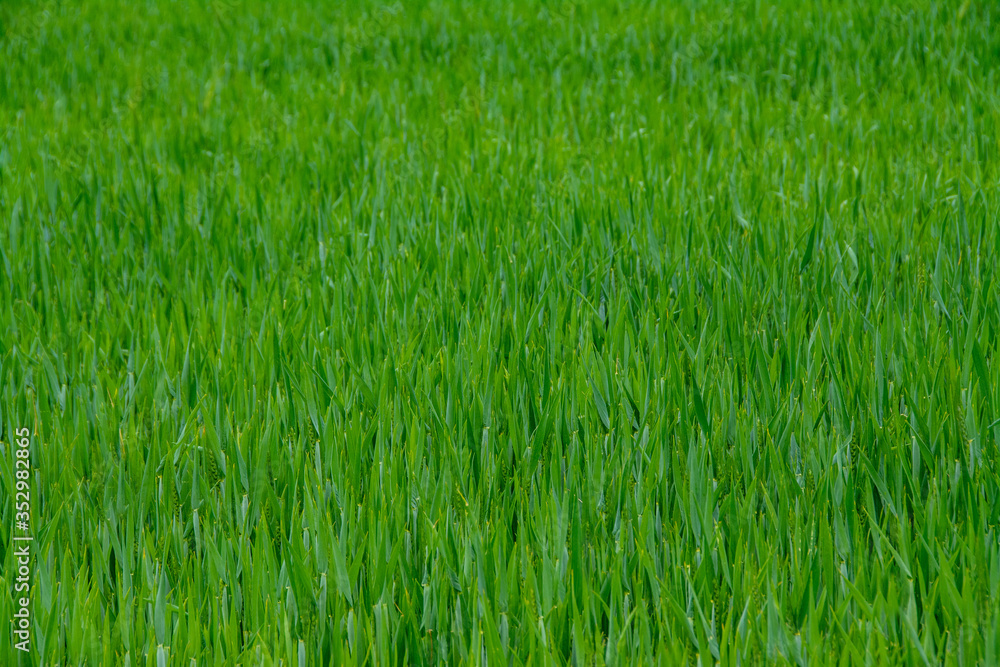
[2,0,999,664]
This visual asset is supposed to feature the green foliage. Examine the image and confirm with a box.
[1,0,999,664]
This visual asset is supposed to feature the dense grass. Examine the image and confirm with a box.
[2,0,999,663]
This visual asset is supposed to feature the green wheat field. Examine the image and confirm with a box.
[2,0,999,664]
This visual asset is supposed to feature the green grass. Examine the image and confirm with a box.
[1,0,999,663]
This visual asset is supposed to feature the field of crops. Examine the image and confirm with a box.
[1,0,999,664]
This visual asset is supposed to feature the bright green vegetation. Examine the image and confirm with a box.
[2,0,999,664]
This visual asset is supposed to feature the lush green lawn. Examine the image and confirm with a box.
[1,0,999,663]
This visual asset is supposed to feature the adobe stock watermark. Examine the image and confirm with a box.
[10,427,33,653]
[2,1,58,49]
